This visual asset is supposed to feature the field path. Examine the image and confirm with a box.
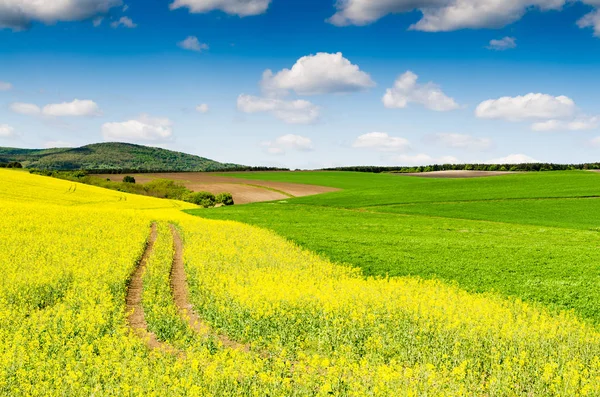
[169,225,249,351]
[126,223,177,353]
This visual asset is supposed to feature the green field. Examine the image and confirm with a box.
[191,171,600,324]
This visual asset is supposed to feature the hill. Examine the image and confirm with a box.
[0,142,243,172]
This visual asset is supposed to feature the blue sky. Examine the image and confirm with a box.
[1,0,600,168]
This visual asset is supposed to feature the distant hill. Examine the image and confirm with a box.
[0,142,243,172]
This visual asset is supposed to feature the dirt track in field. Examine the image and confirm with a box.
[96,173,339,204]
[169,225,249,352]
[126,223,176,353]
[397,170,517,178]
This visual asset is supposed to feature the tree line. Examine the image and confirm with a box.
[322,163,600,173]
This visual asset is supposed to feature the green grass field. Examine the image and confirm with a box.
[191,171,600,325]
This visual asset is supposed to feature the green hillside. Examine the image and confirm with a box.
[0,142,242,171]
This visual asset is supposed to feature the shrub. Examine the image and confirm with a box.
[185,191,216,207]
[215,192,234,206]
[143,179,190,200]
[123,176,136,184]
[6,162,23,169]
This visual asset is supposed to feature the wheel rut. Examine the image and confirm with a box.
[169,224,249,352]
[126,223,177,353]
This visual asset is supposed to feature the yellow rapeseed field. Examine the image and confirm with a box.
[1,168,600,396]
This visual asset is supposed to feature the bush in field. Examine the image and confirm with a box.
[6,162,23,169]
[185,191,216,207]
[143,179,190,200]
[215,192,234,206]
[123,176,136,184]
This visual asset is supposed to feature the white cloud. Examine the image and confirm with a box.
[328,0,567,32]
[169,0,271,17]
[475,93,576,121]
[196,104,209,113]
[485,154,539,164]
[93,16,104,27]
[487,36,517,50]
[262,134,314,155]
[261,52,375,96]
[578,9,600,37]
[237,94,319,124]
[0,81,12,91]
[44,141,74,148]
[42,99,101,117]
[391,153,460,166]
[102,114,174,143]
[0,124,16,138]
[111,16,136,28]
[352,132,411,152]
[531,116,600,131]
[383,71,459,111]
[10,102,41,115]
[431,133,493,150]
[0,0,122,30]
[178,36,209,52]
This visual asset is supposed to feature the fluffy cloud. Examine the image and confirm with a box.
[383,71,459,111]
[111,16,136,28]
[487,36,517,50]
[261,134,314,155]
[485,154,538,164]
[0,0,122,30]
[391,153,460,166]
[352,132,411,152]
[261,52,375,96]
[102,114,174,142]
[196,104,209,113]
[475,93,576,121]
[0,124,16,138]
[328,0,567,32]
[42,99,101,117]
[0,81,12,91]
[10,102,41,115]
[578,9,600,37]
[531,116,599,131]
[237,94,319,124]
[178,36,209,52]
[169,0,271,17]
[10,99,101,117]
[430,133,493,150]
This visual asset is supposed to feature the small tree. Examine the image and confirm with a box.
[185,191,216,207]
[123,176,136,184]
[6,162,23,169]
[215,192,234,206]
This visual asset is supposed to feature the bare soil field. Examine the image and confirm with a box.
[96,173,339,204]
[397,170,517,178]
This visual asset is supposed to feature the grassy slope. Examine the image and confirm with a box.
[0,142,241,171]
[193,171,600,324]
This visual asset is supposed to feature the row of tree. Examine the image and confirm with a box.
[0,162,23,169]
[322,163,600,174]
[94,166,289,174]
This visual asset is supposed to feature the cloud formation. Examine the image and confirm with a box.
[196,104,209,113]
[261,134,314,155]
[430,133,493,150]
[170,0,271,17]
[178,36,209,52]
[484,154,539,164]
[0,81,12,91]
[328,0,567,32]
[102,114,174,142]
[487,36,517,50]
[531,116,599,131]
[10,99,101,117]
[10,102,41,115]
[237,94,319,124]
[383,71,459,111]
[475,93,576,121]
[352,132,411,152]
[261,52,375,96]
[111,16,136,28]
[578,9,600,37]
[0,0,122,30]
[0,124,16,138]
